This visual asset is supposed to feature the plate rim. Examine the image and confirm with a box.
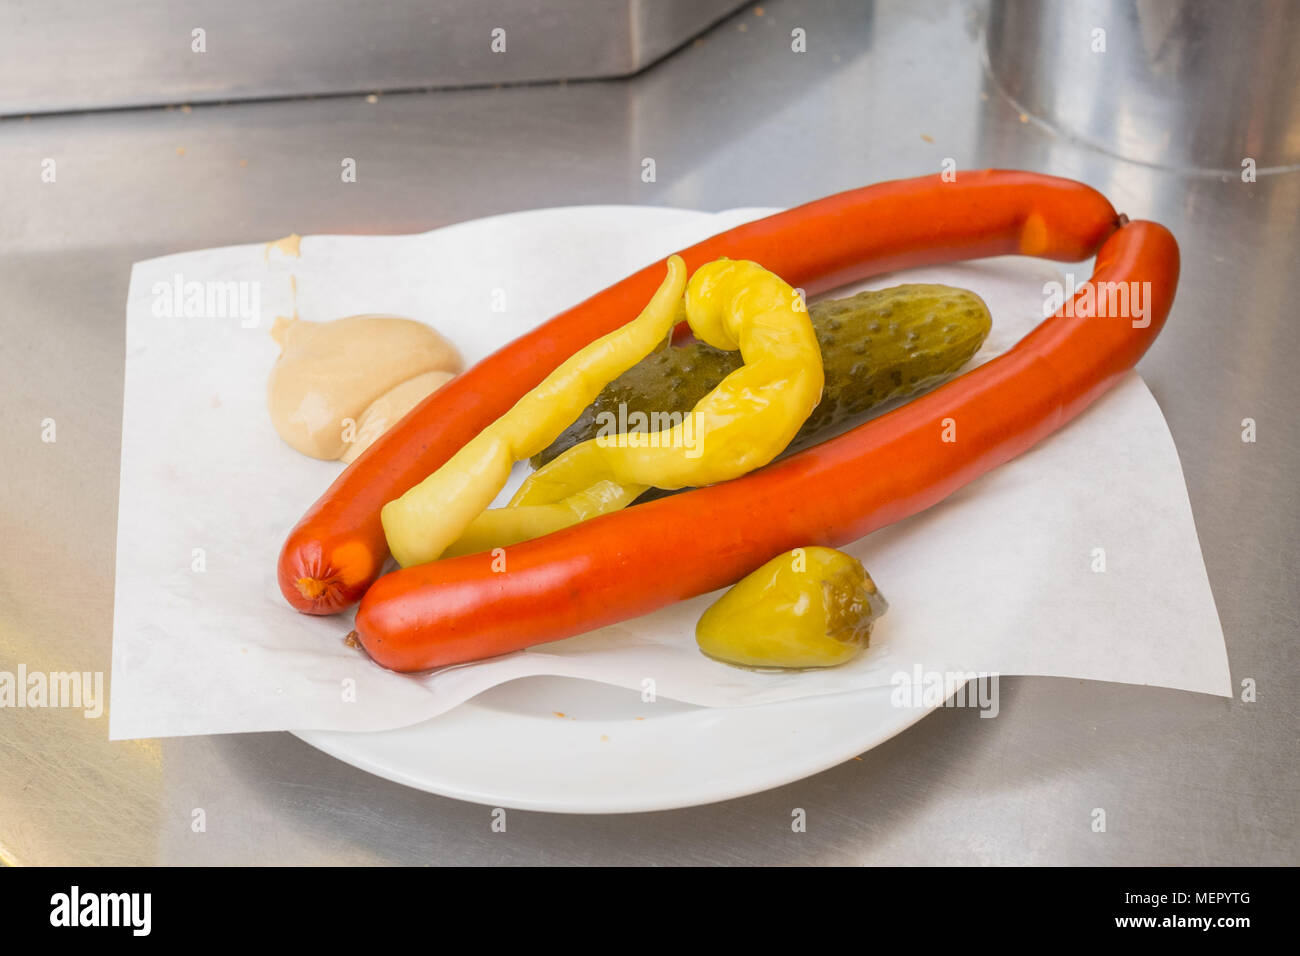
[292,684,940,814]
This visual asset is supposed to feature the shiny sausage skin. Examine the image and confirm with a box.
[279,171,1120,614]
[355,219,1178,671]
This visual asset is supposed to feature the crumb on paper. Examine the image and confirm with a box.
[239,159,248,167]
[921,133,934,143]
[366,94,378,104]
[264,233,302,261]
[343,631,362,649]
[175,147,185,157]
[1018,112,1029,123]
[553,711,565,718]
[755,6,765,15]
[600,734,610,742]
[181,104,192,114]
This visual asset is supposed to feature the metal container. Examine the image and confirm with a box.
[0,0,745,116]
[986,0,1300,173]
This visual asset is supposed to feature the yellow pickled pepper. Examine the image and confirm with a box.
[446,258,826,555]
[381,255,688,567]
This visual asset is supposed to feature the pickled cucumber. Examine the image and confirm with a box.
[532,284,992,468]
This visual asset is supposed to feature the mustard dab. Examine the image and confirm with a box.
[696,547,887,670]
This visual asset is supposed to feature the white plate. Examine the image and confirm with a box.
[114,201,1227,795]
[286,203,941,812]
[294,678,935,813]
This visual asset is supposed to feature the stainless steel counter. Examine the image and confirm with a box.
[1,0,1296,865]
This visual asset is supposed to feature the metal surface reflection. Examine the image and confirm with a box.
[987,0,1300,172]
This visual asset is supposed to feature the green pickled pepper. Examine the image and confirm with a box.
[696,547,887,669]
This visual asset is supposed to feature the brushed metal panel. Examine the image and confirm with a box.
[986,0,1300,172]
[0,0,746,116]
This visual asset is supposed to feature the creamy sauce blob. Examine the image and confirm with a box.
[267,314,461,461]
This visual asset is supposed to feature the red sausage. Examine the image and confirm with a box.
[279,171,1119,614]
[354,220,1179,671]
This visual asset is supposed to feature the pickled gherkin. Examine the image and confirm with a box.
[532,284,992,468]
